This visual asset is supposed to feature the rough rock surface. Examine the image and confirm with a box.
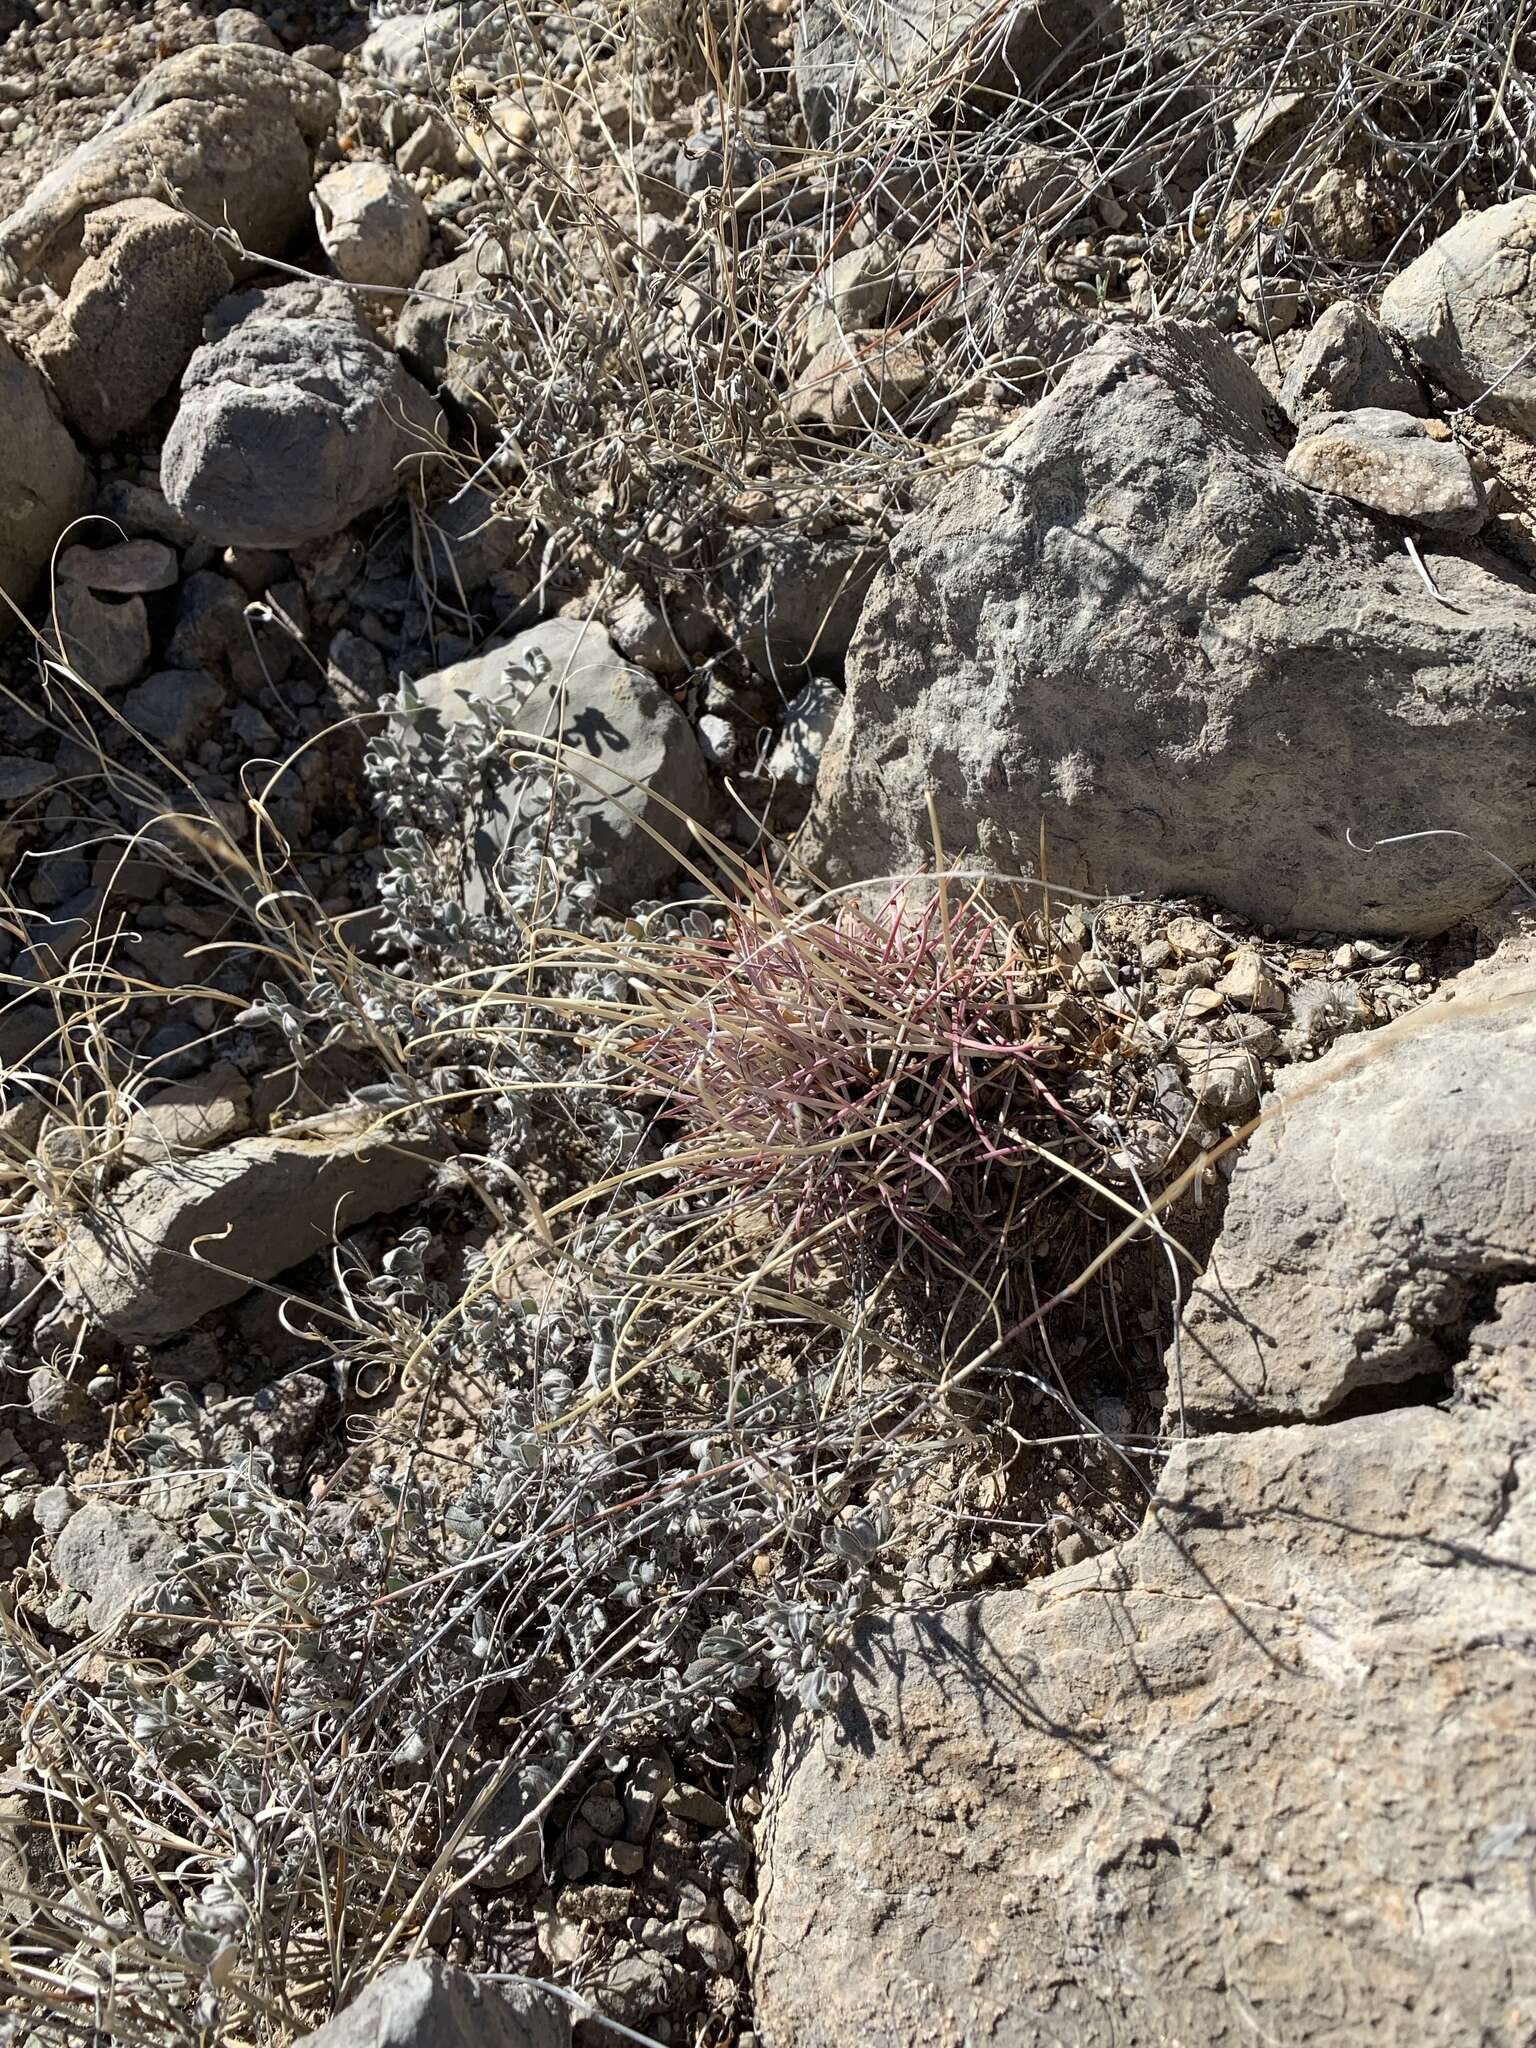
[722,528,880,676]
[0,44,339,289]
[794,0,1106,141]
[48,1502,178,1641]
[0,337,90,630]
[1381,197,1536,438]
[397,247,505,424]
[161,317,445,548]
[1279,300,1424,423]
[753,1282,1536,2047]
[297,1960,569,2048]
[404,618,710,908]
[52,578,150,689]
[28,199,233,447]
[1285,406,1485,532]
[62,1111,442,1343]
[313,161,431,291]
[1173,952,1536,1426]
[804,322,1536,936]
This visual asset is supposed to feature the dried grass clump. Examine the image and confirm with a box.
[393,0,1531,632]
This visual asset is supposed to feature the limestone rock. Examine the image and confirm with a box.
[1172,954,1536,1426]
[401,619,710,910]
[56,539,179,594]
[360,10,500,90]
[1380,197,1536,439]
[799,235,902,358]
[767,678,843,786]
[1285,406,1485,532]
[204,277,370,343]
[313,162,431,292]
[0,44,339,290]
[52,580,150,690]
[788,330,927,429]
[396,247,506,424]
[296,1960,568,2048]
[28,200,233,447]
[161,319,445,548]
[754,1287,1536,2047]
[48,1503,179,1641]
[803,322,1536,936]
[721,528,880,678]
[0,338,90,633]
[121,1067,253,1168]
[1279,301,1424,424]
[62,1110,443,1342]
[794,0,1109,142]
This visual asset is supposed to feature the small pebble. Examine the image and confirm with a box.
[685,1922,736,1973]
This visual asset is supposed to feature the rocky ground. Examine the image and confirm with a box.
[0,0,1533,2044]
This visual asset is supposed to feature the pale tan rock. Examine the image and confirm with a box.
[0,45,339,289]
[121,1067,252,1168]
[63,1110,442,1342]
[0,338,90,636]
[788,330,927,429]
[29,200,232,447]
[1214,946,1287,1012]
[312,162,431,291]
[1287,406,1486,532]
[1175,952,1536,1424]
[754,1284,1536,2048]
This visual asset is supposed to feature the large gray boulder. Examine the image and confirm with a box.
[61,1110,442,1343]
[0,44,339,290]
[794,0,1110,141]
[753,1279,1536,2047]
[297,1960,567,2048]
[804,322,1536,936]
[161,317,445,548]
[402,618,710,910]
[29,200,233,447]
[1380,198,1536,439]
[0,339,90,632]
[1173,946,1536,1426]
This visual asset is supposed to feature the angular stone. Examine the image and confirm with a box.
[754,1295,1536,2048]
[120,670,225,753]
[804,323,1536,936]
[1279,301,1424,424]
[1381,197,1536,439]
[313,162,431,292]
[162,319,445,549]
[798,235,902,358]
[28,199,232,447]
[794,0,1108,141]
[48,1503,178,1640]
[1172,948,1536,1426]
[0,45,339,289]
[0,338,91,635]
[401,618,710,910]
[121,1067,252,1168]
[788,329,927,429]
[52,581,150,690]
[62,1110,443,1342]
[1286,406,1485,533]
[722,528,880,678]
[56,539,179,594]
[296,1960,568,2048]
